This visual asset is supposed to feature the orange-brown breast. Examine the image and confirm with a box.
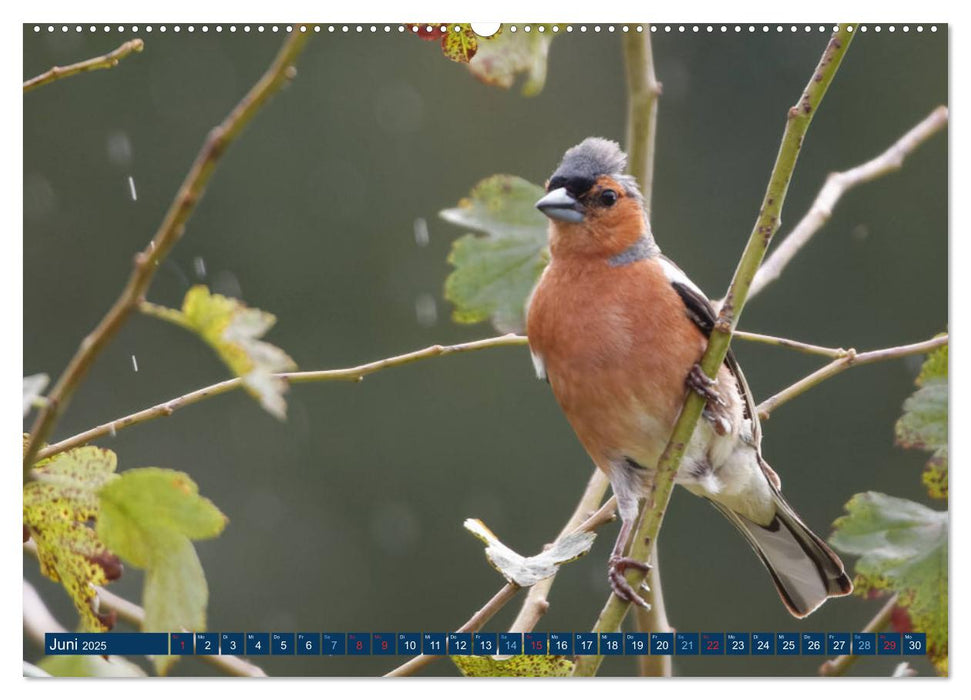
[526,256,707,468]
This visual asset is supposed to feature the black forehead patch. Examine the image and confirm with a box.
[550,137,627,184]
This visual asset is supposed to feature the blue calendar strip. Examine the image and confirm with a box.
[41,631,929,657]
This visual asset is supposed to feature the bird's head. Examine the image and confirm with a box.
[536,137,652,260]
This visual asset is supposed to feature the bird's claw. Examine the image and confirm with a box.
[687,363,725,407]
[608,556,652,609]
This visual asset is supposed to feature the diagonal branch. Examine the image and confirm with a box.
[623,28,661,217]
[573,24,855,677]
[819,594,899,676]
[23,38,144,92]
[749,105,948,299]
[23,28,311,477]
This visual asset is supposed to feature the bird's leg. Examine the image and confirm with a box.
[687,363,725,407]
[607,517,652,608]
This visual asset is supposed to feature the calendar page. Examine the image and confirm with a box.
[23,16,948,682]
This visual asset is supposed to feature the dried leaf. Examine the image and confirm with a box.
[464,518,595,586]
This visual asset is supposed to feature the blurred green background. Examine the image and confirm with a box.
[23,24,947,677]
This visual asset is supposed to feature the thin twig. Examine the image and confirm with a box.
[94,587,267,677]
[819,594,899,676]
[23,39,144,92]
[623,29,661,217]
[508,471,612,634]
[23,29,312,477]
[758,335,947,420]
[385,477,619,677]
[36,334,529,461]
[749,105,948,299]
[573,25,855,677]
[384,584,521,677]
[23,543,266,677]
[733,330,849,358]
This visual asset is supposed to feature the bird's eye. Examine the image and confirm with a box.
[600,189,618,206]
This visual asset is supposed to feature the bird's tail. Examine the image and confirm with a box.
[709,485,853,618]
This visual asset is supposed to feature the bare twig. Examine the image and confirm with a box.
[384,584,521,677]
[94,587,267,677]
[749,106,948,299]
[37,334,529,461]
[733,330,849,358]
[385,475,619,677]
[758,334,947,420]
[23,39,144,92]
[23,29,311,476]
[819,594,899,676]
[574,26,855,677]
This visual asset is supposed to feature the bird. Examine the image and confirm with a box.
[526,137,852,617]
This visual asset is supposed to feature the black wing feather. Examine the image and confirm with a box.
[667,272,763,447]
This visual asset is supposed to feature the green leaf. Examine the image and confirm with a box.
[830,492,948,674]
[468,25,558,96]
[144,286,297,419]
[23,373,49,416]
[452,653,575,677]
[895,341,948,499]
[442,175,549,333]
[464,518,595,586]
[97,467,227,674]
[39,655,146,678]
[23,445,123,631]
[143,538,208,674]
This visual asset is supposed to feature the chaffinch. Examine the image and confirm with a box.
[527,137,852,617]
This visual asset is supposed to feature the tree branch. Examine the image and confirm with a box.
[23,39,144,92]
[36,333,529,461]
[819,594,899,676]
[732,330,850,358]
[23,28,312,477]
[757,334,947,420]
[623,29,661,217]
[622,24,672,676]
[384,476,619,677]
[749,105,948,299]
[573,25,855,677]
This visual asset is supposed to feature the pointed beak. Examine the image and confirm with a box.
[536,187,585,223]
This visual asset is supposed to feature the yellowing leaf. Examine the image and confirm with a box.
[23,446,123,631]
[896,340,948,499]
[144,286,297,419]
[97,467,227,675]
[441,24,479,63]
[442,175,549,333]
[452,653,575,677]
[464,518,595,586]
[23,373,49,416]
[468,25,558,96]
[830,492,948,675]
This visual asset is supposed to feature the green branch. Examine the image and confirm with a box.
[23,39,144,92]
[23,28,311,478]
[623,29,661,216]
[573,24,855,677]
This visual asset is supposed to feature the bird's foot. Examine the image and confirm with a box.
[687,363,725,407]
[608,556,652,608]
